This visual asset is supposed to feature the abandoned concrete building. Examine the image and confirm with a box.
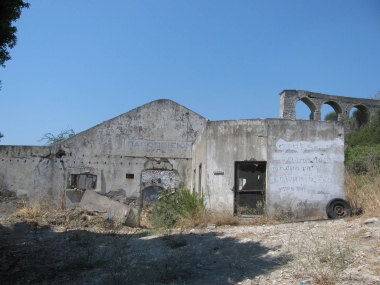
[1,90,378,224]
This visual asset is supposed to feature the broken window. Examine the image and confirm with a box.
[236,163,265,191]
[70,174,97,190]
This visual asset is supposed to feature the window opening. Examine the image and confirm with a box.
[70,174,97,190]
[126,173,134,179]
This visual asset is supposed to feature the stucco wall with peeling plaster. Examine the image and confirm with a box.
[0,99,207,211]
[0,97,347,221]
[192,119,345,219]
[266,120,345,219]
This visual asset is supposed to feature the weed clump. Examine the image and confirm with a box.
[147,187,205,229]
[17,197,50,220]
[283,228,353,284]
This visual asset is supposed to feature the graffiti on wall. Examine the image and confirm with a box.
[269,138,344,199]
[126,140,192,158]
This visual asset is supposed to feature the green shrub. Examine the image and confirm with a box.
[147,188,205,229]
[346,109,380,148]
[345,145,380,174]
[345,108,380,174]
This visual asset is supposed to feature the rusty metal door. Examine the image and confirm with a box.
[234,162,266,215]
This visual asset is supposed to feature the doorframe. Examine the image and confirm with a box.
[234,161,267,215]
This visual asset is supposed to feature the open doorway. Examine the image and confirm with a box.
[234,161,266,216]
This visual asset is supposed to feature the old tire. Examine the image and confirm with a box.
[326,198,352,219]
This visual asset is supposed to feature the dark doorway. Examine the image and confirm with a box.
[234,162,266,215]
[141,185,163,204]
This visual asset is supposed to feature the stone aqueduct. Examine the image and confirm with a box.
[279,90,380,132]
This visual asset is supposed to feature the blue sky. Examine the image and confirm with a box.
[1,0,379,145]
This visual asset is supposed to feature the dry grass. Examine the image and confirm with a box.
[282,227,353,284]
[145,202,276,230]
[345,172,380,217]
[17,197,51,219]
[183,209,279,228]
[202,210,240,226]
[178,203,280,228]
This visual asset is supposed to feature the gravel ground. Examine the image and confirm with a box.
[1,208,380,285]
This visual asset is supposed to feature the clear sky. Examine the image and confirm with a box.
[1,0,379,145]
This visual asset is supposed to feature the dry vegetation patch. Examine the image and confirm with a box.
[1,207,380,284]
[346,173,380,218]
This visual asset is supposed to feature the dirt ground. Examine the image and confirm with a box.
[1,206,380,285]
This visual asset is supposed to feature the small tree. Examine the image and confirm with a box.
[0,0,30,89]
[349,108,369,131]
[38,128,75,146]
[346,109,380,148]
[324,111,337,121]
[0,0,30,67]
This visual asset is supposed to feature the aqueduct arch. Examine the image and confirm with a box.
[280,90,380,132]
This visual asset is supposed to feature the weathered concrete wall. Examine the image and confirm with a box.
[0,100,207,211]
[279,90,380,132]
[194,120,268,213]
[1,97,346,222]
[55,99,206,208]
[266,119,345,220]
[192,122,208,198]
[193,119,345,220]
[0,146,54,200]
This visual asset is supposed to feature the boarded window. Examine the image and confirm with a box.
[71,174,97,190]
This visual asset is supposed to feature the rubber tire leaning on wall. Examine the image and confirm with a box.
[326,198,352,219]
